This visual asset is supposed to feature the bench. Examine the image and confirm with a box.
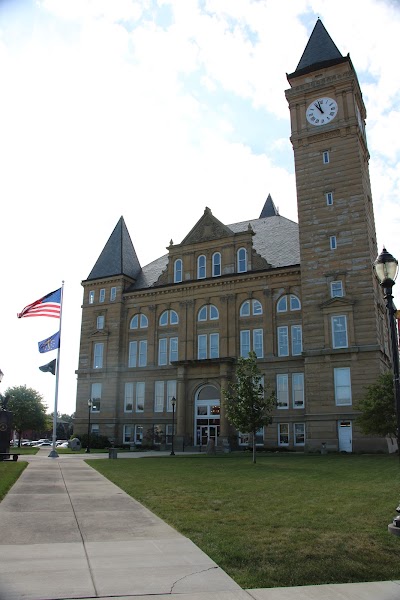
[0,453,19,461]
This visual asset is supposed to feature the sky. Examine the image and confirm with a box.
[1,0,399,416]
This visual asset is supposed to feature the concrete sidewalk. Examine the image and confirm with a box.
[0,450,399,600]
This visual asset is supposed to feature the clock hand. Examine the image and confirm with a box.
[314,102,324,114]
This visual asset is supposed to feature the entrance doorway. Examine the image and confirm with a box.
[338,420,352,452]
[195,385,220,447]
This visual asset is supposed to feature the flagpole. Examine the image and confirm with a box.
[48,281,64,458]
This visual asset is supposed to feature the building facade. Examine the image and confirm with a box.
[74,21,392,452]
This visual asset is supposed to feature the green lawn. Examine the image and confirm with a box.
[90,453,400,589]
[0,462,27,501]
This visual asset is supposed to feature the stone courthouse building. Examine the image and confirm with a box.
[74,21,392,452]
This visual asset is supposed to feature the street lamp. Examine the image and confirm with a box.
[86,399,93,454]
[374,247,400,454]
[170,397,176,456]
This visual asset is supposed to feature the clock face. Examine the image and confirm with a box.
[306,97,338,126]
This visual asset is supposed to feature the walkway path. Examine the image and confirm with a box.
[0,449,399,600]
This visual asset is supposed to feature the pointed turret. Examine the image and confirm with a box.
[259,194,279,219]
[289,19,346,78]
[87,216,141,281]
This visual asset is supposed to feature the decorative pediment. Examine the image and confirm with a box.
[180,207,234,246]
[320,297,354,310]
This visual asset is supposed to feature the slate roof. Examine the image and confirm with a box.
[86,216,141,281]
[259,194,279,218]
[127,211,299,291]
[289,18,347,77]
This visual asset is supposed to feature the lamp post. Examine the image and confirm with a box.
[170,397,176,456]
[374,248,400,454]
[86,399,93,454]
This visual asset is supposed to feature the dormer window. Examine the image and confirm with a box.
[197,255,206,279]
[237,248,247,273]
[174,259,182,283]
[212,252,221,277]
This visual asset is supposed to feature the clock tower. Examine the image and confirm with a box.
[285,20,389,450]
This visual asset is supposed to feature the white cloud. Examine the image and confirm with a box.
[0,0,399,415]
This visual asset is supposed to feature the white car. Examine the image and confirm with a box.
[32,442,53,447]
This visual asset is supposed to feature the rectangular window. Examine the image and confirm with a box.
[330,236,337,250]
[253,329,264,358]
[138,340,147,367]
[158,338,167,365]
[292,373,304,408]
[166,380,177,412]
[93,343,104,368]
[99,288,105,303]
[240,330,250,358]
[136,382,145,412]
[89,290,95,304]
[277,326,289,357]
[294,423,305,446]
[323,151,330,164]
[238,429,264,446]
[124,383,133,412]
[128,341,137,368]
[278,423,289,446]
[96,315,105,330]
[135,425,143,445]
[91,383,101,412]
[155,381,164,412]
[210,333,219,359]
[331,315,348,349]
[110,287,116,301]
[198,334,207,360]
[170,337,178,362]
[91,424,99,435]
[326,192,333,205]
[166,424,173,444]
[277,374,289,409]
[123,425,134,444]
[291,325,303,356]
[334,367,352,405]
[331,280,344,298]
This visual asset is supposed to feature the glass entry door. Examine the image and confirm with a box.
[198,424,219,446]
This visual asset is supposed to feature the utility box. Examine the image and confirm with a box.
[108,448,118,459]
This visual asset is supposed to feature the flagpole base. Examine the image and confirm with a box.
[48,450,59,458]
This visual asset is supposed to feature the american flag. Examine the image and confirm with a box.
[17,288,61,319]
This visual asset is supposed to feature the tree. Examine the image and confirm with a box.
[357,372,397,441]
[5,385,48,446]
[49,412,74,439]
[223,352,276,463]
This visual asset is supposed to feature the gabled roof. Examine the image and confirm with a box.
[86,216,141,281]
[259,194,279,218]
[179,207,234,246]
[289,19,347,78]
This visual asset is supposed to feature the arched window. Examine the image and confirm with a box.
[237,248,247,273]
[130,314,148,329]
[212,252,221,277]
[174,259,182,283]
[240,299,263,316]
[240,300,251,317]
[197,255,206,279]
[277,296,288,312]
[252,300,262,315]
[130,315,139,329]
[198,306,207,321]
[198,304,219,321]
[277,294,301,313]
[159,310,179,326]
[290,295,301,310]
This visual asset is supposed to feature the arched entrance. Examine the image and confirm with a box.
[195,384,220,447]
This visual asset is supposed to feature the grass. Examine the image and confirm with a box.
[0,461,27,501]
[90,453,400,589]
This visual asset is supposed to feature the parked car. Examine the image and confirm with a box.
[32,442,52,447]
[56,440,68,446]
[57,442,69,448]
